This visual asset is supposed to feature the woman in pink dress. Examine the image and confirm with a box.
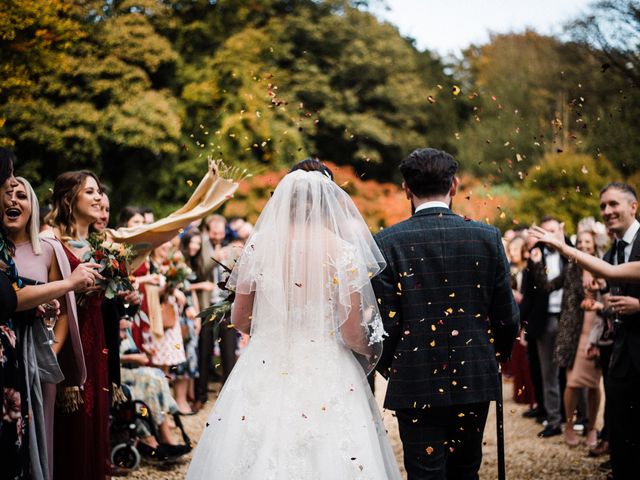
[3,177,86,480]
[45,170,110,480]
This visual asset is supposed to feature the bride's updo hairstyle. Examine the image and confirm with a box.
[287,158,335,224]
[46,170,102,240]
[289,157,333,180]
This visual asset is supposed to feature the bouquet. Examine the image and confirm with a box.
[163,250,195,290]
[80,232,135,299]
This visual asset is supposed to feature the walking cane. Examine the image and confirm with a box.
[496,366,506,480]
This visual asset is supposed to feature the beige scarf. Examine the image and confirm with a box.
[106,161,239,270]
[108,161,239,338]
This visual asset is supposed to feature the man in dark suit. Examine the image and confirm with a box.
[598,182,640,480]
[372,148,519,480]
[520,217,568,438]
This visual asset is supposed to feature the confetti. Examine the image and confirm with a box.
[452,85,461,96]
[426,446,434,455]
[389,311,396,318]
[451,330,459,336]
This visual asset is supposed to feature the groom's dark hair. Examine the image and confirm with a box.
[400,148,459,197]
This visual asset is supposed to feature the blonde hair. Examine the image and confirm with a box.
[15,177,42,255]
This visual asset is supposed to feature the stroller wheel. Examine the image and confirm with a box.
[111,443,141,470]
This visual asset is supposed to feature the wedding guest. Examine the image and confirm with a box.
[194,215,237,411]
[148,241,191,414]
[93,193,127,411]
[531,227,603,447]
[1,151,98,480]
[506,235,537,409]
[119,322,189,458]
[46,170,112,480]
[141,206,154,224]
[119,206,156,353]
[521,216,568,438]
[117,206,144,229]
[529,182,640,479]
[3,177,86,480]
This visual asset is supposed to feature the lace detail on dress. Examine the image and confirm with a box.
[367,311,387,346]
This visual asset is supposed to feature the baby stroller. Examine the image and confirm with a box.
[110,386,193,470]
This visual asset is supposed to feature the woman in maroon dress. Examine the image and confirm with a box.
[46,171,110,480]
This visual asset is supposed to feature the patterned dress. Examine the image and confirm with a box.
[0,234,30,479]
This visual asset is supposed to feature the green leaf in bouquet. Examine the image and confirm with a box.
[105,283,116,299]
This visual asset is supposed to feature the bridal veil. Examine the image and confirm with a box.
[227,169,387,374]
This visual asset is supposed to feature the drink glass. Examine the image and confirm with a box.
[41,302,58,345]
[610,286,623,325]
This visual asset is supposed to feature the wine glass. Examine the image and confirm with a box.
[609,285,623,325]
[41,302,59,345]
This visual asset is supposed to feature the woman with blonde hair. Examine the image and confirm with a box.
[3,176,87,480]
[1,151,100,480]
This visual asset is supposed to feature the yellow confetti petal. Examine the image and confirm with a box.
[389,311,396,318]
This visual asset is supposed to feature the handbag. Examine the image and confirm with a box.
[161,301,177,329]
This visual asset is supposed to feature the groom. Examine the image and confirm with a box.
[372,148,519,479]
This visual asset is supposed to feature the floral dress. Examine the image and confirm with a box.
[0,234,30,479]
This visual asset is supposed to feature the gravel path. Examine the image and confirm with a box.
[128,378,608,479]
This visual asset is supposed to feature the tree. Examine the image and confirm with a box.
[0,0,84,103]
[514,151,620,232]
[570,0,640,87]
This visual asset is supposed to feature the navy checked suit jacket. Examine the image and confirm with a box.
[371,207,519,410]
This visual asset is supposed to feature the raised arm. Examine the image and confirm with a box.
[529,226,640,282]
[16,262,102,311]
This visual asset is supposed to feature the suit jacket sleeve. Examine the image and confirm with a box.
[370,236,402,379]
[531,260,565,293]
[488,228,520,362]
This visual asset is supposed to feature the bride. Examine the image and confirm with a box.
[186,160,401,479]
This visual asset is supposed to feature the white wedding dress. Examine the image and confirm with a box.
[186,171,401,480]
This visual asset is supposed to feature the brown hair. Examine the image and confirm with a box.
[290,158,334,180]
[45,170,103,239]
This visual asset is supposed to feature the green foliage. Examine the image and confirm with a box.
[514,151,619,232]
[0,0,639,227]
[0,0,85,101]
